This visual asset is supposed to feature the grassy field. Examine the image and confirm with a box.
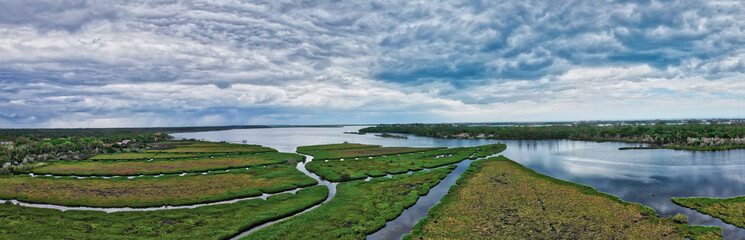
[297,143,438,160]
[672,196,745,229]
[0,185,328,239]
[404,156,721,240]
[147,141,277,154]
[0,164,316,207]
[305,146,479,181]
[30,152,302,176]
[244,167,453,239]
[88,152,206,160]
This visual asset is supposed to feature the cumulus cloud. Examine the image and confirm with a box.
[0,0,744,127]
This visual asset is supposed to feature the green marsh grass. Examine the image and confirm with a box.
[148,142,276,154]
[30,152,302,176]
[244,167,453,239]
[0,186,328,239]
[0,164,316,207]
[470,143,507,159]
[88,152,206,160]
[405,156,721,240]
[297,143,439,160]
[304,144,505,182]
[673,196,745,229]
[305,147,479,181]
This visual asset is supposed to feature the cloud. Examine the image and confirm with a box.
[1,0,744,127]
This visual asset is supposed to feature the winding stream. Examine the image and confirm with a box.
[0,187,301,213]
[230,152,472,239]
[26,164,274,179]
[229,154,336,239]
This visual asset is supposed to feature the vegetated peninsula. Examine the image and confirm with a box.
[375,133,408,139]
[360,122,745,151]
[405,156,721,240]
[672,196,745,230]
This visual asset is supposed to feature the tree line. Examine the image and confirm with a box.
[0,132,171,174]
[360,123,745,150]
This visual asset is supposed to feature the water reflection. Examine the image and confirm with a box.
[173,126,745,239]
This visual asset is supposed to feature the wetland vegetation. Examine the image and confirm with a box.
[244,168,452,239]
[87,152,206,160]
[29,152,301,176]
[297,143,437,160]
[673,196,745,230]
[0,185,328,239]
[405,156,721,240]
[0,129,736,239]
[0,164,315,207]
[304,143,505,181]
[150,142,276,154]
[375,133,408,139]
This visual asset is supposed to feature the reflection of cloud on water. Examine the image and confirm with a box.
[559,160,660,184]
[555,156,745,185]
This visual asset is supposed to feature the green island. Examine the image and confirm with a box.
[405,156,721,240]
[0,164,316,207]
[304,143,505,181]
[29,152,302,176]
[361,123,745,151]
[297,142,439,160]
[672,196,745,229]
[0,185,328,240]
[244,167,453,239]
[375,133,408,139]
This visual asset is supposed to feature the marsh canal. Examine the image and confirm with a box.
[230,153,338,239]
[174,126,745,239]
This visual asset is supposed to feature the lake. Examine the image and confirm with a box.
[173,126,745,239]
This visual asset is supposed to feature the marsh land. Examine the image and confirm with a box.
[3,125,745,239]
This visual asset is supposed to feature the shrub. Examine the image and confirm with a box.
[672,213,688,223]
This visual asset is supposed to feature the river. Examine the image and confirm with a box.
[173,126,745,239]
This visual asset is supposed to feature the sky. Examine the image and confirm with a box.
[1,0,745,128]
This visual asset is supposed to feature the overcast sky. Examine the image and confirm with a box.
[1,0,744,128]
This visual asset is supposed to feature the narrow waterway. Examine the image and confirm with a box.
[26,164,274,179]
[0,187,301,213]
[230,154,337,239]
[366,158,475,240]
[229,152,468,239]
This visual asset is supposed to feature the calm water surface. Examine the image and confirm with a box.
[173,126,745,239]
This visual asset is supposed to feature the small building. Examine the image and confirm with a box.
[119,140,132,147]
[453,133,471,138]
